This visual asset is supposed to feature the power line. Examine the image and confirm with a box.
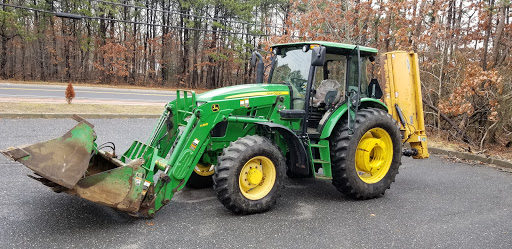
[92,0,285,29]
[0,3,273,37]
[0,3,54,14]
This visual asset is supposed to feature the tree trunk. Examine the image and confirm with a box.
[482,0,495,71]
[180,4,190,86]
[0,37,8,78]
[161,0,168,84]
[207,5,220,89]
[191,16,201,88]
[490,4,506,68]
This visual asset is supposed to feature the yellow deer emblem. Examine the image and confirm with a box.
[211,104,220,112]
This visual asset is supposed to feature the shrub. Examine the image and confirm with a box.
[65,83,76,104]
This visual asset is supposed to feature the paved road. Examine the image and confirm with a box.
[0,118,511,248]
[0,82,176,103]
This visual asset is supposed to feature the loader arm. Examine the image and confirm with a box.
[136,90,291,216]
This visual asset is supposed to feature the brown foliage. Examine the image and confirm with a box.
[65,83,75,104]
[439,63,502,118]
[93,41,132,85]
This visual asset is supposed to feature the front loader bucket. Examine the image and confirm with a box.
[2,118,96,189]
[2,115,147,213]
[66,155,148,212]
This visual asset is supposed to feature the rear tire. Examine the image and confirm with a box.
[213,135,285,214]
[329,108,402,199]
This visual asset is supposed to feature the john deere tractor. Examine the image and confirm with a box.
[2,41,429,217]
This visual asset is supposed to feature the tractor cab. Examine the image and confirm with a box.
[265,42,381,138]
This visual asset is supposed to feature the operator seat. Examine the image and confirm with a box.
[312,79,342,108]
[308,79,343,131]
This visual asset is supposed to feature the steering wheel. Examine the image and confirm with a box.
[290,78,308,93]
[290,77,307,85]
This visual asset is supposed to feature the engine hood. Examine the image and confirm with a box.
[197,84,290,102]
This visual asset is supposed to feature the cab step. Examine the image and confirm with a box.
[309,140,332,179]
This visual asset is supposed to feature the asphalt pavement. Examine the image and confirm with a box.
[0,118,511,248]
[0,82,176,103]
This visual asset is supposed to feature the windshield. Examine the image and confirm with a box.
[269,48,311,96]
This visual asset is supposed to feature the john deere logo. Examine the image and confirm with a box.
[211,104,220,112]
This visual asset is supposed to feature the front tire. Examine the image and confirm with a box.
[330,108,402,199]
[213,135,285,214]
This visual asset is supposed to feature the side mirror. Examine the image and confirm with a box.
[311,46,326,66]
[251,51,264,83]
[250,52,258,66]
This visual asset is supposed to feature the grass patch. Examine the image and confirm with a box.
[0,102,164,114]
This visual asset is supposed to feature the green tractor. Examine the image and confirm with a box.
[2,41,429,217]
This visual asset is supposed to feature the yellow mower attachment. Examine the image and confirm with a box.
[380,51,429,159]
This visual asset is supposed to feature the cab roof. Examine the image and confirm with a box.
[271,41,378,55]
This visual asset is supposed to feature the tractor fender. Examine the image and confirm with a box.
[255,122,310,176]
[319,98,388,139]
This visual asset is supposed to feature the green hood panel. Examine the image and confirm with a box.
[197,84,290,102]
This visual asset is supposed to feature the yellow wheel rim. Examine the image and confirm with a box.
[194,163,214,177]
[355,128,393,184]
[238,156,276,200]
